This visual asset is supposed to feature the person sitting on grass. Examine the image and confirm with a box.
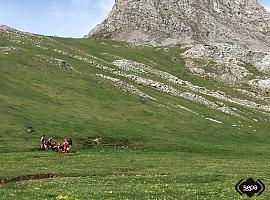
[50,141,57,151]
[39,137,72,153]
[66,138,72,153]
[40,135,46,150]
[59,138,71,153]
[63,138,69,153]
[47,137,53,149]
[57,142,61,152]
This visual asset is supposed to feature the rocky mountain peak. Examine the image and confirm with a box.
[87,0,270,51]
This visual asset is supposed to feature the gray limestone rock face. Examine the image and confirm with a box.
[0,25,15,33]
[86,0,270,51]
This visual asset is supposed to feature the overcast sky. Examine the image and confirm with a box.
[0,0,269,38]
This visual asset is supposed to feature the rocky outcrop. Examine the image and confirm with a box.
[86,0,270,87]
[0,25,15,33]
[86,0,270,51]
[256,54,270,73]
[111,59,270,113]
[249,79,270,92]
[96,73,156,100]
[0,46,17,55]
[37,55,75,71]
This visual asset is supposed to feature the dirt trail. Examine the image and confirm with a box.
[0,174,61,185]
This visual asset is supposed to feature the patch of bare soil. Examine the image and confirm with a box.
[0,174,61,185]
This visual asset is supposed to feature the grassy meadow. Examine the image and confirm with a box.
[0,32,269,199]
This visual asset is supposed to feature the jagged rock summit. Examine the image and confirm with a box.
[87,0,270,50]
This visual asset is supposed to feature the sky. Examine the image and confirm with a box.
[0,0,269,38]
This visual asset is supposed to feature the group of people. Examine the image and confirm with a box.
[40,135,72,153]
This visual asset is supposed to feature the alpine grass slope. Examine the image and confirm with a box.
[0,1,270,198]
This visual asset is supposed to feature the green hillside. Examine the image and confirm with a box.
[0,28,269,199]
